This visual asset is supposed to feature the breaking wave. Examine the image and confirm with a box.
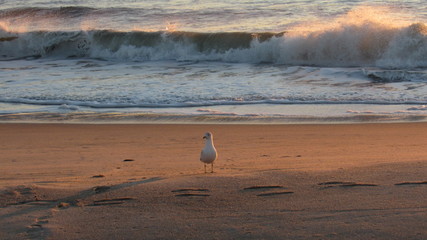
[1,19,426,68]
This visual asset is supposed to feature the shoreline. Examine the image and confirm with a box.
[1,111,426,125]
[1,103,427,125]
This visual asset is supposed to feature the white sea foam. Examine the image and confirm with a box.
[196,108,238,116]
[0,59,426,111]
[407,105,427,111]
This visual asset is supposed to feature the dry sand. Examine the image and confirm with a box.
[0,123,426,239]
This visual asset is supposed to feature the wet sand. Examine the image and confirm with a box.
[0,123,426,239]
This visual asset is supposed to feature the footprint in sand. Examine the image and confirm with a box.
[243,185,294,197]
[92,174,105,178]
[92,197,135,206]
[26,212,52,239]
[256,191,294,197]
[243,185,284,190]
[27,221,46,239]
[395,181,427,186]
[172,188,210,197]
[318,181,378,189]
[93,186,111,193]
[1,186,40,206]
[175,193,210,197]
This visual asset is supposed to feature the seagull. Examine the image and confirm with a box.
[200,132,217,173]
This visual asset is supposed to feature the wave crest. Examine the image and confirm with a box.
[1,22,426,68]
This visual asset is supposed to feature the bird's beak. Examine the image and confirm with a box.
[203,136,207,139]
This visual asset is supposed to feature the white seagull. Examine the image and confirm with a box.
[200,132,217,173]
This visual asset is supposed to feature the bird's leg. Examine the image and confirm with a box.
[211,163,214,173]
[204,163,207,173]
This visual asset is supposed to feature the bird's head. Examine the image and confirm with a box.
[203,132,212,140]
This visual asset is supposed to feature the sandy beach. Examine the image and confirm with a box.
[1,122,426,239]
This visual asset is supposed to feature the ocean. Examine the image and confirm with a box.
[1,0,426,123]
